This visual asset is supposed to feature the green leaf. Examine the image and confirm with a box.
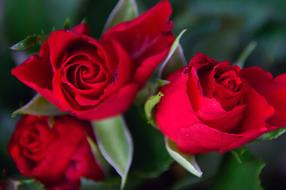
[234,41,257,68]
[10,34,46,51]
[12,94,63,117]
[87,137,108,171]
[157,79,170,87]
[92,116,133,189]
[144,92,164,126]
[171,153,223,190]
[231,147,247,164]
[103,0,138,32]
[213,150,265,190]
[165,138,203,177]
[260,128,286,140]
[81,178,98,189]
[126,105,173,179]
[161,44,187,79]
[63,17,71,29]
[158,29,187,79]
[2,179,44,190]
[18,179,44,190]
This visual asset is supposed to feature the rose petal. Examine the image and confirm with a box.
[134,42,172,85]
[72,23,90,35]
[66,141,104,181]
[32,117,89,183]
[237,84,274,133]
[48,31,105,71]
[104,39,134,87]
[197,105,246,133]
[62,60,109,94]
[11,51,60,107]
[176,122,268,154]
[155,69,199,142]
[189,52,218,69]
[73,83,139,120]
[102,0,174,86]
[155,69,245,154]
[102,0,172,56]
[48,31,82,70]
[9,116,104,187]
[241,67,286,127]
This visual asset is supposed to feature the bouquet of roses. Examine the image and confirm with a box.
[1,0,286,189]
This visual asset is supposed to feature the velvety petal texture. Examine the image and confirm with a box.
[8,115,104,189]
[155,53,285,154]
[241,67,286,127]
[11,1,174,120]
[102,0,174,86]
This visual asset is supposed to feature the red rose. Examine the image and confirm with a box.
[8,115,104,189]
[155,53,286,154]
[11,1,174,120]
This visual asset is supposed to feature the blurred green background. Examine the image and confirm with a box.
[1,0,286,189]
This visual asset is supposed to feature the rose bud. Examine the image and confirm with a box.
[8,115,104,189]
[155,53,286,154]
[11,0,174,120]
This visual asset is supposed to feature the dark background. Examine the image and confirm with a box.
[1,0,286,189]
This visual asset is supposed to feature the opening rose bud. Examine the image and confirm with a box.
[155,53,286,154]
[11,0,174,120]
[8,115,104,189]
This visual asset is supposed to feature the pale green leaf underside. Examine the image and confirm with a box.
[165,138,203,177]
[10,34,47,51]
[12,94,63,117]
[260,127,286,140]
[87,137,108,171]
[103,0,138,32]
[158,29,187,79]
[213,150,265,190]
[234,41,257,68]
[92,116,133,189]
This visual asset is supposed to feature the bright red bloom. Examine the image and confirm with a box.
[155,53,286,154]
[8,115,104,189]
[12,1,174,120]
